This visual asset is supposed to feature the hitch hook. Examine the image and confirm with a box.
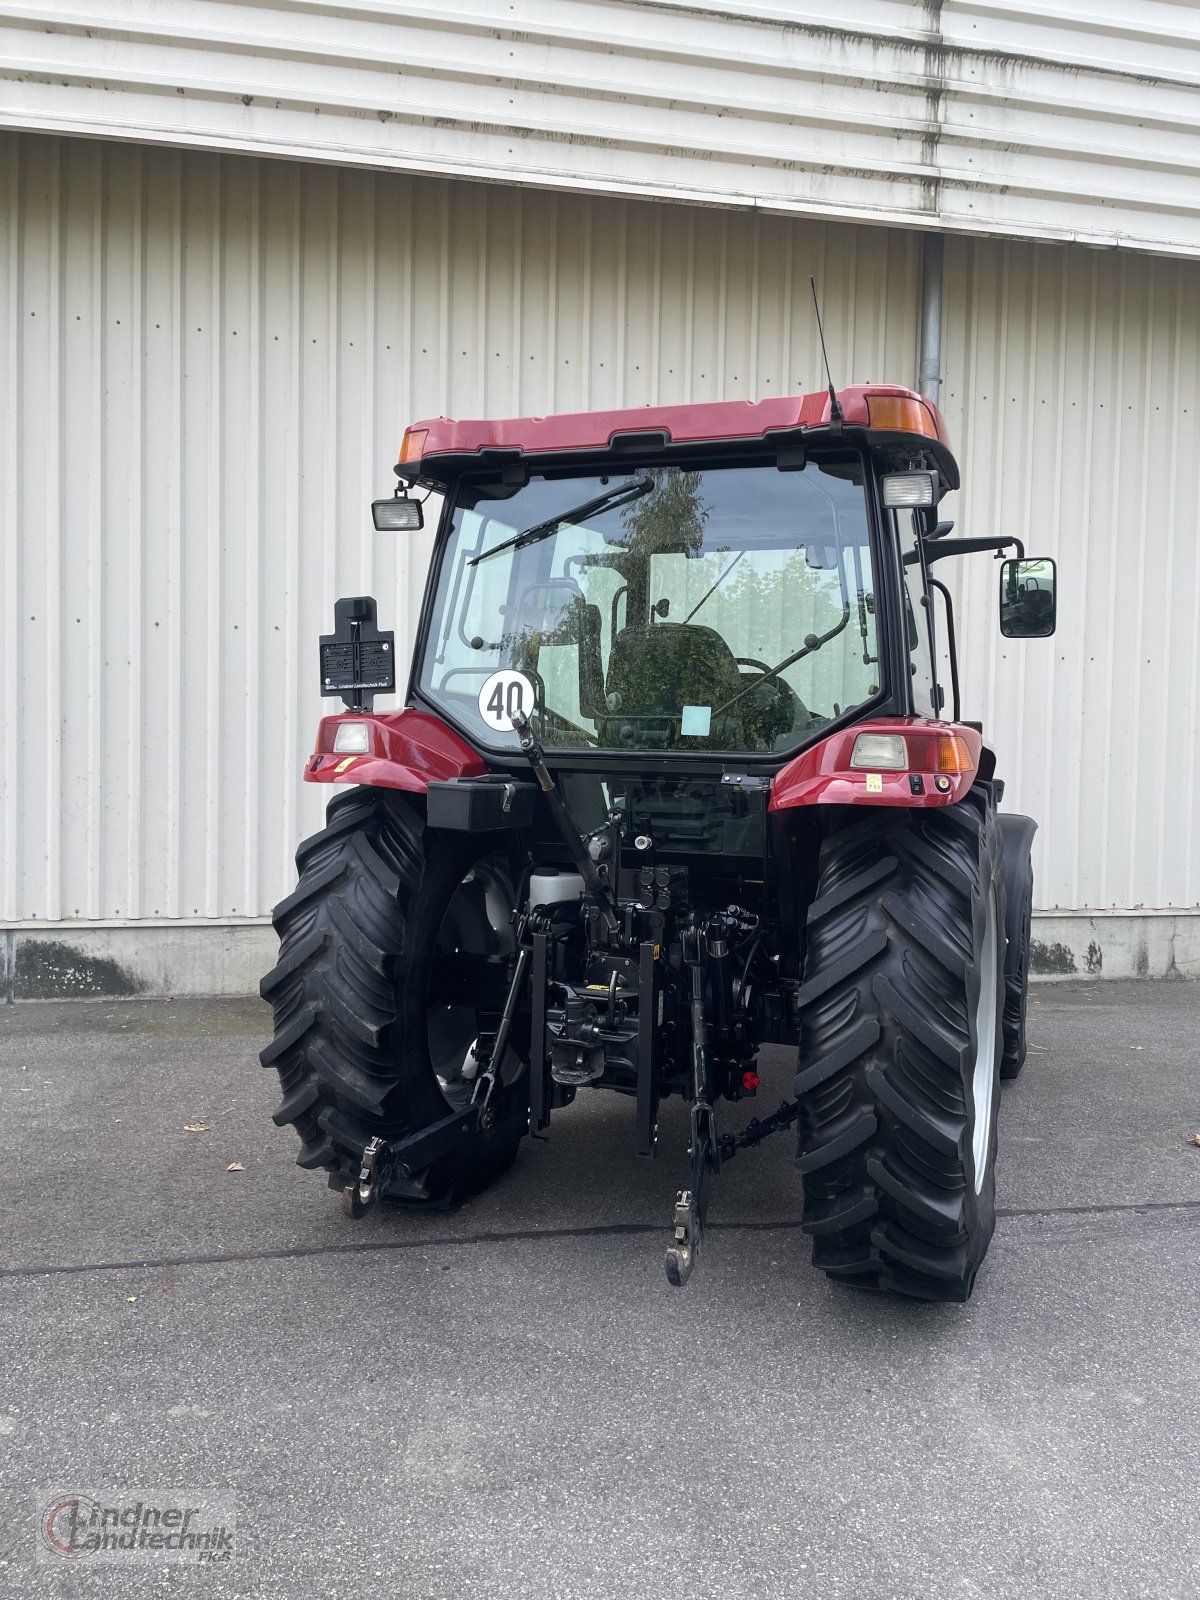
[665,1189,702,1287]
[342,1135,391,1219]
[664,1096,718,1287]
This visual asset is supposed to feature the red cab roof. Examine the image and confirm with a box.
[398,384,952,475]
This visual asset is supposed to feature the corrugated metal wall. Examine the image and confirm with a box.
[942,236,1200,913]
[4,0,1200,258]
[1,131,922,923]
[4,132,1199,932]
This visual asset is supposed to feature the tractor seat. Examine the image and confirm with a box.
[600,623,745,746]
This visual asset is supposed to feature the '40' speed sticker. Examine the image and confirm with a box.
[477,669,535,731]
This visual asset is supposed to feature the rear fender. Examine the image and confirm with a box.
[305,709,486,792]
[998,813,1038,897]
[769,716,983,812]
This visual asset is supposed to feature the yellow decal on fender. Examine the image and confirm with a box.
[865,773,884,793]
[334,756,358,773]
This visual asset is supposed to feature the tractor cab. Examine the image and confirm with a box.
[372,385,1052,762]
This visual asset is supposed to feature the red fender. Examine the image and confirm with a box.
[769,716,983,812]
[305,709,486,792]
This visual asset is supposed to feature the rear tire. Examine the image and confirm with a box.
[260,787,527,1205]
[794,785,1005,1301]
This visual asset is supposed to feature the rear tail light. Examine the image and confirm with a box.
[850,732,908,770]
[850,730,976,776]
[936,733,974,773]
[332,722,371,754]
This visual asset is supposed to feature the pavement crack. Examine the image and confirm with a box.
[996,1198,1200,1219]
[0,1218,806,1280]
[1,1200,1197,1281]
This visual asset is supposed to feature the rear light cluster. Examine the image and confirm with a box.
[850,731,974,774]
[331,721,371,754]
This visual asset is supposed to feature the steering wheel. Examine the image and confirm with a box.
[735,656,805,739]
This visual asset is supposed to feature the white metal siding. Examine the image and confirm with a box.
[941,235,1200,913]
[1,131,922,922]
[2,1,1200,257]
[4,132,1199,928]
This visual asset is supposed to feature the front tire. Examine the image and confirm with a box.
[260,787,527,1205]
[794,786,1005,1301]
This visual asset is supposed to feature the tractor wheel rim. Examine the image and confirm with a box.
[971,882,1000,1194]
[428,860,519,1110]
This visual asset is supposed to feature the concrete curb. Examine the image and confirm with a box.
[3,912,1198,999]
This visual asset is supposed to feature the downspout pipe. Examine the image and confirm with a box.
[918,232,944,406]
[917,231,951,719]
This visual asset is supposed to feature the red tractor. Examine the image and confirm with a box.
[261,383,1055,1300]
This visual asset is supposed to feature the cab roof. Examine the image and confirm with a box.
[397,384,957,489]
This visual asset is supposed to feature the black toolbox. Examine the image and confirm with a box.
[425,777,538,832]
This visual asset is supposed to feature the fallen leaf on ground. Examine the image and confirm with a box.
[226,1161,246,1172]
[126,1296,138,1304]
[1188,1133,1200,1148]
[183,1122,210,1133]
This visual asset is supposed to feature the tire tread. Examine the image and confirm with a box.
[794,786,1005,1302]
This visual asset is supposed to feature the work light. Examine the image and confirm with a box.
[372,495,424,532]
[881,471,936,509]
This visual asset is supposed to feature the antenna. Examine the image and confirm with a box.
[809,276,844,425]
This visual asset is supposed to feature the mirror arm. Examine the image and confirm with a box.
[927,576,960,723]
[924,535,1024,565]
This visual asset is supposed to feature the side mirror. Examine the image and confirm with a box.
[372,494,423,532]
[999,558,1056,638]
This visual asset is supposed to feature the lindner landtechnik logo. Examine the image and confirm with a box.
[39,1493,235,1563]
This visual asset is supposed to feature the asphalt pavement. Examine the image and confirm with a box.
[1,980,1198,1599]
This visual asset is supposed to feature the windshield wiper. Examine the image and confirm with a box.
[468,476,654,567]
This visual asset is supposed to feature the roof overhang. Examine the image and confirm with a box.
[397,385,959,491]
